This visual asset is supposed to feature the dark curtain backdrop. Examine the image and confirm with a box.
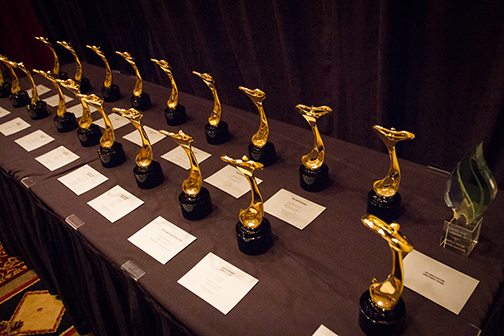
[7,0,504,185]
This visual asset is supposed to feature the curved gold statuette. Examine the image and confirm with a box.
[57,41,82,81]
[116,51,142,97]
[79,94,115,148]
[58,79,91,127]
[113,108,152,168]
[0,55,20,94]
[1,57,33,109]
[15,62,39,104]
[33,69,66,116]
[35,36,66,79]
[193,71,222,126]
[87,45,112,88]
[239,86,268,148]
[152,59,179,109]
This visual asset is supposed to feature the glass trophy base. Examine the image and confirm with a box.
[10,90,30,108]
[359,290,406,336]
[130,92,152,111]
[133,160,164,189]
[248,141,277,167]
[440,217,482,257]
[367,190,402,223]
[205,121,230,145]
[55,71,68,80]
[164,105,187,126]
[102,84,121,102]
[299,163,329,192]
[98,142,126,168]
[54,112,78,133]
[0,82,11,98]
[236,218,273,255]
[77,124,102,147]
[79,77,92,94]
[179,187,213,220]
[28,101,49,120]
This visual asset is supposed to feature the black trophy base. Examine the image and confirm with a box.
[55,71,68,80]
[134,160,164,189]
[367,190,402,223]
[28,101,49,120]
[359,291,406,336]
[54,113,78,133]
[205,121,230,145]
[165,105,187,126]
[299,163,329,192]
[77,124,102,147]
[10,90,30,108]
[79,78,92,94]
[248,141,277,167]
[179,187,213,220]
[102,84,121,102]
[0,82,11,98]
[131,92,152,111]
[98,142,126,168]
[236,218,273,255]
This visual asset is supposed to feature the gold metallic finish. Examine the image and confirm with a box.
[151,59,178,109]
[372,126,415,197]
[116,51,142,97]
[58,79,93,129]
[87,45,112,88]
[296,104,332,170]
[239,86,269,148]
[160,130,202,196]
[79,94,114,149]
[0,55,20,93]
[113,108,152,168]
[361,214,413,310]
[193,71,222,126]
[35,36,60,76]
[221,155,264,229]
[57,41,82,81]
[14,63,39,104]
[33,69,66,117]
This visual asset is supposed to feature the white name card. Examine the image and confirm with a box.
[15,130,54,152]
[58,164,108,195]
[87,185,144,223]
[35,146,79,171]
[94,113,130,130]
[161,145,211,170]
[0,106,11,118]
[45,94,73,107]
[204,165,262,199]
[0,117,30,136]
[123,126,166,146]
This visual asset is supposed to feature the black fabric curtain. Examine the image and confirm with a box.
[14,0,504,186]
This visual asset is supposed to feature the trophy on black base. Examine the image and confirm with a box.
[367,126,415,223]
[297,104,332,192]
[221,155,273,255]
[161,130,213,220]
[59,79,101,147]
[80,94,126,168]
[0,66,11,98]
[359,214,413,336]
[114,107,164,189]
[0,55,30,108]
[35,36,68,79]
[239,86,276,167]
[152,59,187,126]
[193,71,230,145]
[117,51,151,111]
[87,45,121,102]
[57,41,92,94]
[10,62,49,119]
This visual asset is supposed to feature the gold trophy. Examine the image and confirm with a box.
[86,45,121,102]
[193,71,230,145]
[56,41,92,94]
[160,130,213,219]
[367,126,415,223]
[359,214,413,335]
[35,36,68,79]
[116,51,151,111]
[33,69,78,132]
[58,79,102,147]
[0,55,30,108]
[113,107,164,189]
[221,155,273,255]
[239,86,276,167]
[297,104,332,192]
[152,59,186,125]
[79,94,126,168]
[0,62,11,98]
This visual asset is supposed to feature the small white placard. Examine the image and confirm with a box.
[94,113,130,130]
[128,216,196,264]
[161,146,211,170]
[312,325,339,336]
[0,117,30,136]
[0,106,11,118]
[178,252,258,315]
[67,104,98,119]
[264,188,326,230]
[123,126,166,146]
[204,165,262,199]
[27,84,51,97]
[403,250,479,315]
[58,164,108,195]
[35,145,80,171]
[45,94,73,107]
[15,129,54,152]
[87,185,144,223]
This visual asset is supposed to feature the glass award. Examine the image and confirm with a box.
[87,45,121,102]
[441,142,498,256]
[0,63,12,98]
[35,36,68,79]
[57,41,92,94]
[116,51,151,111]
[0,55,30,108]
[359,214,413,336]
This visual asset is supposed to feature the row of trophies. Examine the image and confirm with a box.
[1,37,498,336]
